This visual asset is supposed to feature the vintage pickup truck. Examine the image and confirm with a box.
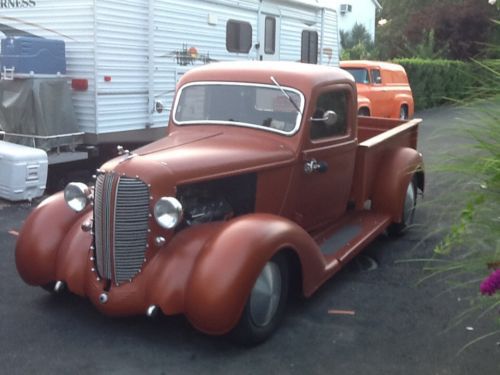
[16,61,424,344]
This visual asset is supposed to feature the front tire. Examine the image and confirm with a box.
[231,253,289,345]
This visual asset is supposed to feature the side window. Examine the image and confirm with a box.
[301,30,318,64]
[264,16,276,54]
[310,91,349,140]
[226,20,252,53]
[371,69,382,84]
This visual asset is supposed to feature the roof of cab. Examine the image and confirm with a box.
[178,61,355,93]
[340,60,406,72]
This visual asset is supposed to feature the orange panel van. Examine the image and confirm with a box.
[340,60,414,119]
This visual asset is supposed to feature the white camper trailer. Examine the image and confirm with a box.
[0,0,339,168]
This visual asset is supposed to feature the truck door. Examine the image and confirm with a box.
[295,85,357,231]
[257,13,280,61]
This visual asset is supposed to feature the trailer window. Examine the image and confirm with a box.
[301,30,318,64]
[174,83,304,135]
[264,17,276,54]
[310,91,349,140]
[226,20,252,53]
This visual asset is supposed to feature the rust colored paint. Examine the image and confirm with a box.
[15,192,88,286]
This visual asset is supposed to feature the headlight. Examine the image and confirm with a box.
[154,197,183,229]
[64,182,91,212]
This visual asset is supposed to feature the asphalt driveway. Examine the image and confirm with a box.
[1,105,499,375]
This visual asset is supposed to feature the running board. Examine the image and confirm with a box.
[317,211,392,268]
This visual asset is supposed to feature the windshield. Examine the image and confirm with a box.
[342,68,370,84]
[173,82,304,135]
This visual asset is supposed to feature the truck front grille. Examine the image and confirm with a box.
[94,173,150,284]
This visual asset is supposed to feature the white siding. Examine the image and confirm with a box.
[95,0,150,134]
[1,0,339,137]
[332,0,379,41]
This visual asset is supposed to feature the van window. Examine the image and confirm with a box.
[226,20,252,53]
[310,90,348,140]
[342,68,369,84]
[301,30,318,64]
[371,69,382,84]
[264,17,276,54]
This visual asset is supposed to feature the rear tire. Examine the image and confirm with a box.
[358,108,370,116]
[387,178,417,236]
[231,253,289,345]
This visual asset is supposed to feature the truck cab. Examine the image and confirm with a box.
[16,61,424,344]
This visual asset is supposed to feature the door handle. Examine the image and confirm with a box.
[304,159,328,174]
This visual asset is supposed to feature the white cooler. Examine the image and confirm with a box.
[0,140,48,201]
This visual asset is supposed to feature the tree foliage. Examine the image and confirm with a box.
[376,0,499,60]
[340,23,374,60]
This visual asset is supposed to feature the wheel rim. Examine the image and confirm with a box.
[249,261,282,327]
[402,182,416,225]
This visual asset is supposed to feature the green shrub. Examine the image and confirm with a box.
[393,58,476,110]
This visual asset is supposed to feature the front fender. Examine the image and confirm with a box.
[15,192,89,286]
[357,94,371,113]
[183,213,324,335]
[372,147,423,221]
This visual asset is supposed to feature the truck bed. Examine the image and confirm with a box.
[351,116,422,210]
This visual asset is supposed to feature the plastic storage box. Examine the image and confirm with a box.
[0,36,66,75]
[0,141,48,201]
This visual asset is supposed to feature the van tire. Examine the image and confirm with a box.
[358,108,370,116]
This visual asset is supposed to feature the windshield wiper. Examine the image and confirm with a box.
[270,76,302,115]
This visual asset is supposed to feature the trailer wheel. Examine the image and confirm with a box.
[388,178,417,236]
[231,253,289,345]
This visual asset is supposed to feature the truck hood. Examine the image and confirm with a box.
[102,127,296,184]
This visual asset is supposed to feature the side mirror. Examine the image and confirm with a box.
[375,76,382,84]
[310,110,338,126]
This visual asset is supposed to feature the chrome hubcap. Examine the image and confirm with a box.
[249,262,282,327]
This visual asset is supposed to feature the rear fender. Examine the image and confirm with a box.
[183,214,324,335]
[15,192,89,286]
[372,147,423,222]
[394,93,414,118]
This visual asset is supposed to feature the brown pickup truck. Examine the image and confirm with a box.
[16,61,424,344]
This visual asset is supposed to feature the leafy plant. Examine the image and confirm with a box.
[426,38,500,348]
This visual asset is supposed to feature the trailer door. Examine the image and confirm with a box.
[258,13,280,61]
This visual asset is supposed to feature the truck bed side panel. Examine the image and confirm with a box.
[351,119,421,209]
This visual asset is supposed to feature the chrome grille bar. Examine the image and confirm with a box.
[113,177,150,283]
[93,174,150,284]
[94,174,114,280]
